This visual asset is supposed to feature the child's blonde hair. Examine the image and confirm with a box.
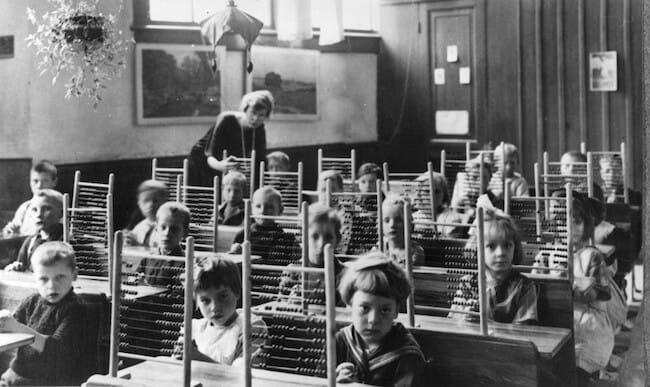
[253,186,283,211]
[137,180,168,199]
[266,151,290,167]
[307,203,342,243]
[318,170,344,192]
[31,241,77,271]
[382,193,413,224]
[470,210,523,265]
[222,171,247,190]
[33,189,64,213]
[157,202,191,235]
[338,251,412,306]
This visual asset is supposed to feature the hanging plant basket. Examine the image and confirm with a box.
[26,0,130,108]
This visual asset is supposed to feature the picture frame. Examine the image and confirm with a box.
[136,43,225,125]
[589,51,617,92]
[250,46,319,120]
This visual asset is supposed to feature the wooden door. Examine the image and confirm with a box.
[422,0,485,143]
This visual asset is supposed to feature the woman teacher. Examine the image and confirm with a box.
[188,90,274,187]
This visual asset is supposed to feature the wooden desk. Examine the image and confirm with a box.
[121,247,257,269]
[0,333,34,352]
[85,360,371,387]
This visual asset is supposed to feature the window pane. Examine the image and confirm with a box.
[149,0,193,22]
[311,0,379,31]
[150,0,271,26]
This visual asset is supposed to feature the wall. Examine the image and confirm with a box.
[378,0,643,187]
[0,0,378,211]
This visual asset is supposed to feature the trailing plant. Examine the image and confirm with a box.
[26,0,130,108]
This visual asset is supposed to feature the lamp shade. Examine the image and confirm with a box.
[199,2,264,73]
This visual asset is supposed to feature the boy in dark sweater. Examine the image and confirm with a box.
[0,241,85,386]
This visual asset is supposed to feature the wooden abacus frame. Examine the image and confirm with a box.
[448,152,488,213]
[108,232,195,387]
[504,183,575,282]
[63,191,114,281]
[223,149,257,199]
[407,206,490,335]
[176,175,220,252]
[151,158,189,200]
[325,179,384,257]
[241,240,337,387]
[317,148,356,191]
[382,161,438,221]
[538,151,594,198]
[587,142,629,204]
[258,161,304,216]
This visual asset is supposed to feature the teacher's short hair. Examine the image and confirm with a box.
[240,90,274,116]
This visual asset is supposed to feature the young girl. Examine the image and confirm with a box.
[336,252,425,386]
[382,194,424,266]
[450,210,538,325]
[490,142,529,199]
[569,198,615,386]
[174,256,266,366]
[417,171,463,238]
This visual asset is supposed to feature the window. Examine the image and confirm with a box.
[146,0,379,32]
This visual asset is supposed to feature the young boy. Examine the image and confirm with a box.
[173,256,266,366]
[124,180,168,247]
[230,187,300,263]
[356,163,382,193]
[0,241,85,386]
[336,253,425,386]
[317,170,344,206]
[266,151,290,172]
[382,194,424,266]
[3,160,58,236]
[5,189,64,272]
[279,203,345,305]
[218,171,247,226]
[559,151,603,199]
[137,202,191,286]
[490,143,529,198]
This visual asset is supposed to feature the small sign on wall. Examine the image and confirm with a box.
[0,36,14,59]
[589,51,617,91]
[435,110,469,135]
[434,68,445,85]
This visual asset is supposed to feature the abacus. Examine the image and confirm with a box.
[505,184,575,281]
[176,175,219,252]
[241,240,338,387]
[325,179,383,256]
[440,145,470,196]
[538,151,594,197]
[449,153,489,214]
[486,142,508,202]
[108,232,195,387]
[317,148,356,191]
[242,200,304,305]
[152,158,188,202]
[259,161,303,216]
[223,149,257,199]
[587,142,629,204]
[64,171,114,278]
[383,161,437,221]
[409,208,490,334]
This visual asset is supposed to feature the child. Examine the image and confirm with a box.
[136,202,191,286]
[450,210,538,325]
[0,241,85,386]
[218,171,247,226]
[450,156,499,214]
[3,160,58,236]
[317,170,344,206]
[356,163,382,193]
[568,198,615,386]
[5,189,64,272]
[279,203,345,305]
[382,194,424,266]
[598,154,641,205]
[230,187,300,262]
[490,142,529,198]
[559,151,603,199]
[336,252,425,386]
[266,151,290,172]
[124,180,168,247]
[173,256,266,366]
[414,172,463,238]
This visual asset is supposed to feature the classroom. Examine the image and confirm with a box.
[0,0,647,386]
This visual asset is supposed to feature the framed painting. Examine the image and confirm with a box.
[589,51,617,92]
[251,46,319,120]
[136,43,225,125]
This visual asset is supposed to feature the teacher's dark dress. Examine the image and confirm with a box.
[188,111,266,187]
